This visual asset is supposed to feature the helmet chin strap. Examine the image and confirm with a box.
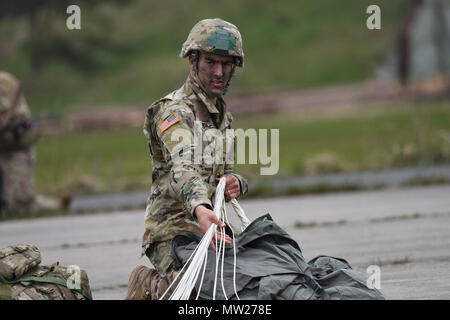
[222,62,236,95]
[190,50,236,98]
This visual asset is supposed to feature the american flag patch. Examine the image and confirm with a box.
[158,113,180,132]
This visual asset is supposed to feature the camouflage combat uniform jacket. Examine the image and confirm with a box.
[0,71,39,216]
[141,75,248,258]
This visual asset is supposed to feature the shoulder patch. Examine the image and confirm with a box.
[158,113,180,132]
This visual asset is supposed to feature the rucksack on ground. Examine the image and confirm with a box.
[0,244,92,300]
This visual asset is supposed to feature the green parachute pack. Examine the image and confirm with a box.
[0,244,92,300]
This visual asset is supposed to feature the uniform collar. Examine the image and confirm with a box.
[186,75,226,114]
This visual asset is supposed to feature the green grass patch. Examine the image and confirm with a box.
[233,99,450,180]
[0,0,408,116]
[401,176,450,187]
[34,127,151,196]
[369,213,422,223]
[34,98,450,197]
[294,219,347,229]
[245,183,371,199]
[369,256,412,267]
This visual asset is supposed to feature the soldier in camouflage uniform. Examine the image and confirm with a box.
[125,18,248,300]
[0,71,39,217]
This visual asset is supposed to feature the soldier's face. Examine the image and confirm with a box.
[191,52,234,98]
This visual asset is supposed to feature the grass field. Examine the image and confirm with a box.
[34,98,450,197]
[0,0,408,117]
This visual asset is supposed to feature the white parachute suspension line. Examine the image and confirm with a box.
[159,222,215,300]
[176,227,214,299]
[161,178,226,300]
[212,183,228,300]
[162,177,250,300]
[194,241,209,300]
[218,202,228,300]
[213,216,227,300]
[221,199,240,300]
[158,233,200,300]
[230,199,251,232]
[212,230,219,299]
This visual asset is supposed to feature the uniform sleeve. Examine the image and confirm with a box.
[224,166,248,197]
[150,102,212,219]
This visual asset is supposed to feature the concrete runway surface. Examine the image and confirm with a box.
[1,184,450,300]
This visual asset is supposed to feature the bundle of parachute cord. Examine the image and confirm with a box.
[160,177,252,300]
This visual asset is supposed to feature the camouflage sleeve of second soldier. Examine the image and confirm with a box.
[150,101,212,219]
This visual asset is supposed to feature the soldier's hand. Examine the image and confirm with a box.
[216,174,240,201]
[194,204,232,252]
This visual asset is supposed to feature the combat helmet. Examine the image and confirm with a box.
[180,18,244,67]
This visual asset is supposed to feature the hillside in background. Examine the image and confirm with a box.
[0,0,408,117]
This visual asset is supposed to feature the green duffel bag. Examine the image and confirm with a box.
[0,244,92,300]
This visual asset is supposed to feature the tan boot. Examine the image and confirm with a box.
[124,265,157,300]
